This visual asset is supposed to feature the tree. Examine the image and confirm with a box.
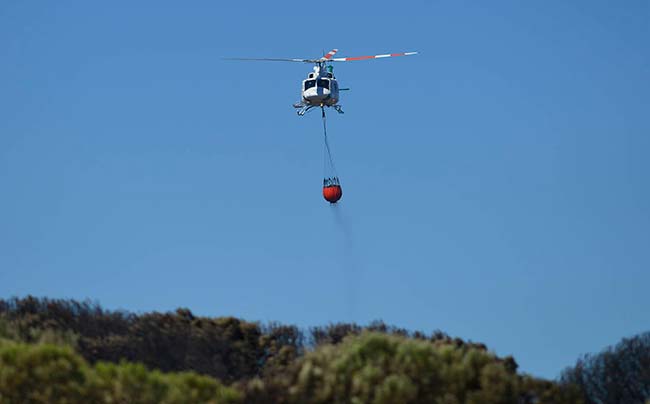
[0,297,273,381]
[560,332,650,404]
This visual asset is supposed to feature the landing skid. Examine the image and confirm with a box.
[293,103,344,116]
[293,104,317,116]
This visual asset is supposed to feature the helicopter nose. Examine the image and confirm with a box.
[304,87,319,99]
[303,87,329,102]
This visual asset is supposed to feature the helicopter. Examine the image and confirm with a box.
[227,49,417,115]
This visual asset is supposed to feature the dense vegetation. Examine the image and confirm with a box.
[560,332,650,404]
[0,341,240,404]
[0,296,645,403]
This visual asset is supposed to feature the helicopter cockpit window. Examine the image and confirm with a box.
[304,80,316,90]
[317,79,330,90]
[331,81,338,91]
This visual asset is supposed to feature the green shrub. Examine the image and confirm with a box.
[249,332,580,404]
[0,341,241,404]
[0,341,86,404]
[258,332,520,404]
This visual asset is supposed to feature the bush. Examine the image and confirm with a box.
[0,340,241,404]
[247,332,564,404]
[0,341,87,404]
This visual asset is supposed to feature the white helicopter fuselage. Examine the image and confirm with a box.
[300,66,340,107]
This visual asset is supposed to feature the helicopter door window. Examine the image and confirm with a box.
[317,79,330,90]
[304,80,316,90]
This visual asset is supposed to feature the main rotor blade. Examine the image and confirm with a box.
[223,57,318,63]
[329,51,418,62]
[320,49,339,61]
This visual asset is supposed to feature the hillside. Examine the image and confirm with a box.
[0,296,646,403]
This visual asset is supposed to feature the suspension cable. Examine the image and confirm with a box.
[322,107,338,178]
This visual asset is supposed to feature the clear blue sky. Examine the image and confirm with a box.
[1,1,648,379]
